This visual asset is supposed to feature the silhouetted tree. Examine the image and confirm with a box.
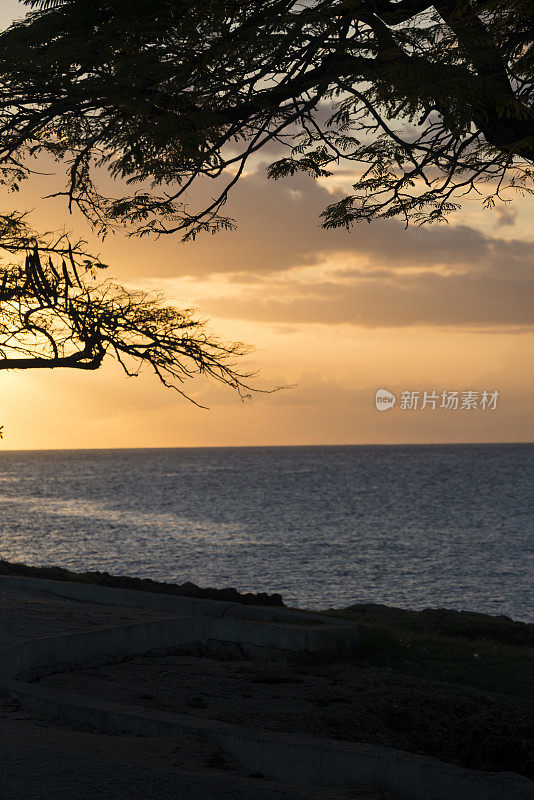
[0,0,531,238]
[0,215,253,403]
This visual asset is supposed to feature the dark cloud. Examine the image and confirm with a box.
[107,165,534,279]
[493,205,518,228]
[202,257,534,328]
[100,165,534,329]
[166,168,534,276]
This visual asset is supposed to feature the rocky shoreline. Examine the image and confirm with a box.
[0,560,532,783]
[2,557,534,641]
[0,558,284,607]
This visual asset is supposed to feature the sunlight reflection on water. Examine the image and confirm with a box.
[0,444,532,620]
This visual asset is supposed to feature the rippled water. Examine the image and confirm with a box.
[0,445,532,620]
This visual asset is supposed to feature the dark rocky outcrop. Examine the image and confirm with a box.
[0,558,285,607]
[343,602,534,647]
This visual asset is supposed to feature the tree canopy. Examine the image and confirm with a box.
[0,0,531,239]
[0,0,531,400]
[0,215,253,404]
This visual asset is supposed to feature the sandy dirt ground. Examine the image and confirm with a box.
[0,576,181,649]
[35,649,533,778]
[0,578,398,800]
[0,697,398,800]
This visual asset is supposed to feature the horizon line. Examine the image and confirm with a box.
[1,441,533,453]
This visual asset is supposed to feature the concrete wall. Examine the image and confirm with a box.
[0,574,328,625]
[0,614,359,681]
[211,729,534,800]
[3,678,532,800]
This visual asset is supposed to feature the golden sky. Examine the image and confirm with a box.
[0,2,533,448]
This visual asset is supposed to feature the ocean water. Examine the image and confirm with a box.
[0,444,532,621]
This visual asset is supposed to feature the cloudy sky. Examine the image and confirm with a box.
[0,1,533,448]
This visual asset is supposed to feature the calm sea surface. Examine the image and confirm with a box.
[0,445,532,620]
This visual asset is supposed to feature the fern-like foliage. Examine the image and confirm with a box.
[0,0,531,236]
[0,214,255,403]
